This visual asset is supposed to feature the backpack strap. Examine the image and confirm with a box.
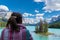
[1,28,6,40]
[22,29,26,40]
[9,29,13,40]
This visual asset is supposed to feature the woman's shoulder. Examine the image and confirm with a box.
[17,24,26,29]
[21,29,29,34]
[17,24,25,26]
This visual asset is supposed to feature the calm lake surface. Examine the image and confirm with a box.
[0,26,60,40]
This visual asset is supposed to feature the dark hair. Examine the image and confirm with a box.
[6,12,22,32]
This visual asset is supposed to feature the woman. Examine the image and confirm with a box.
[1,12,33,40]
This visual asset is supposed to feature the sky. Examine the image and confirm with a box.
[0,0,60,24]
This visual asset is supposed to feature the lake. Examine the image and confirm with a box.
[0,26,60,40]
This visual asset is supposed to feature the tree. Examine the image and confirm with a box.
[39,19,44,33]
[35,24,39,33]
[44,20,48,33]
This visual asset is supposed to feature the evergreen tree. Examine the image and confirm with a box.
[44,20,48,33]
[39,19,43,33]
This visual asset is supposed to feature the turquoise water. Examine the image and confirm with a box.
[26,26,60,40]
[0,28,4,37]
[0,26,60,40]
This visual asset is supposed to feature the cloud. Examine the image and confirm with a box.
[23,13,29,17]
[0,5,9,18]
[36,16,44,20]
[29,14,34,16]
[0,5,9,11]
[23,13,45,24]
[23,17,45,24]
[36,13,44,21]
[36,13,44,17]
[23,12,34,17]
[34,0,43,2]
[46,18,52,23]
[35,10,39,13]
[23,18,38,24]
[23,13,35,24]
[43,0,60,12]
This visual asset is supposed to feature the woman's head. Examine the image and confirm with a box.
[11,12,22,24]
[6,12,22,31]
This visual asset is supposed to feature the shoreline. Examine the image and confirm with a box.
[34,31,54,36]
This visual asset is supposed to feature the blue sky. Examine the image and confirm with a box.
[0,0,60,23]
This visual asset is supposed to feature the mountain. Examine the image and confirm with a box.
[49,15,60,24]
[23,23,37,26]
[49,15,60,28]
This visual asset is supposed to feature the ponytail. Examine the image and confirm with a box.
[6,16,20,32]
[6,12,22,32]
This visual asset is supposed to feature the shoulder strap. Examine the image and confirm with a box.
[1,28,6,40]
[9,30,13,40]
[22,29,26,40]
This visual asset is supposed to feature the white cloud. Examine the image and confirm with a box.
[34,0,43,2]
[23,13,45,24]
[23,18,38,24]
[23,13,35,24]
[44,9,52,13]
[23,12,34,17]
[29,14,34,16]
[0,5,9,11]
[0,5,10,18]
[23,13,29,17]
[46,18,52,23]
[36,13,44,17]
[36,13,44,21]
[35,10,39,13]
[43,0,60,12]
[36,16,44,20]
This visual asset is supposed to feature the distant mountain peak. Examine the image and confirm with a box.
[50,15,60,24]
